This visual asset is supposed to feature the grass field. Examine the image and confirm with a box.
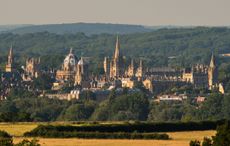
[0,123,216,146]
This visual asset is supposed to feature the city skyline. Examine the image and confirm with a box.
[0,0,230,26]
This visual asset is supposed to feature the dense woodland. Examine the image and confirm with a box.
[0,85,230,122]
[0,27,230,69]
[0,27,230,122]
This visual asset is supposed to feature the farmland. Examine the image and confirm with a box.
[0,122,216,146]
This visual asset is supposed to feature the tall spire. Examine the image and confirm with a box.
[69,48,73,54]
[209,52,216,68]
[114,35,120,59]
[5,45,14,72]
[139,59,143,68]
[131,59,134,68]
[8,45,13,64]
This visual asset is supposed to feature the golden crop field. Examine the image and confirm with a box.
[0,123,216,146]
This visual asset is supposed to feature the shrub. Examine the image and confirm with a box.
[14,139,40,146]
[0,130,13,146]
[190,140,200,146]
[202,137,212,146]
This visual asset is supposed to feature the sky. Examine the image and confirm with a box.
[0,0,230,26]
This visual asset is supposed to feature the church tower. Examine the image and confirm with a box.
[5,46,14,72]
[208,53,218,89]
[75,57,89,86]
[110,35,124,78]
[25,57,40,78]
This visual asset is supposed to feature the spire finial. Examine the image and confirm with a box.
[114,35,120,59]
[70,48,73,54]
[140,59,143,68]
[210,51,216,68]
[131,59,134,67]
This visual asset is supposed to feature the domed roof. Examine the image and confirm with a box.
[63,48,76,69]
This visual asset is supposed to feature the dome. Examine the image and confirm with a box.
[63,48,77,70]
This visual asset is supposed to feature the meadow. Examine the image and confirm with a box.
[0,122,216,146]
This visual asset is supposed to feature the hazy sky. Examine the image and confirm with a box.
[0,0,230,26]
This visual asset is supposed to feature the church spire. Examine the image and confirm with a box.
[8,45,13,65]
[5,45,14,72]
[131,59,134,68]
[69,48,73,54]
[114,35,120,59]
[139,59,143,68]
[209,52,216,68]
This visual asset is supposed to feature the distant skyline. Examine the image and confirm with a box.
[1,0,230,26]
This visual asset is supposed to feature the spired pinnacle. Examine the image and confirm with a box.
[9,45,13,56]
[8,45,13,63]
[139,59,143,68]
[69,48,73,54]
[114,35,120,59]
[210,52,216,68]
[131,59,134,68]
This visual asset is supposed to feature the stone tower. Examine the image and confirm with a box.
[208,53,218,89]
[5,46,14,72]
[23,57,40,80]
[75,58,89,86]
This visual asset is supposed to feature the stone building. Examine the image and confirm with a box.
[22,57,40,81]
[182,64,209,88]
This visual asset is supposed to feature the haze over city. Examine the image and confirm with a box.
[0,0,230,26]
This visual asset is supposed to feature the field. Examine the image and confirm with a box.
[0,123,216,146]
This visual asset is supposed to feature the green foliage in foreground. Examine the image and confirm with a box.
[24,120,223,138]
[190,122,230,146]
[23,124,170,139]
[26,131,169,140]
[0,130,40,146]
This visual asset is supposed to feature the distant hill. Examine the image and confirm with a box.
[0,24,31,33]
[0,27,230,68]
[2,23,155,35]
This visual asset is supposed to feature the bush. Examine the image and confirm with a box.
[25,120,224,136]
[14,139,40,146]
[212,122,230,146]
[202,137,212,146]
[190,140,200,146]
[189,122,230,146]
[25,131,169,139]
[0,130,13,146]
[0,130,12,138]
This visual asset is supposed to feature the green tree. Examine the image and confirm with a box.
[60,101,96,121]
